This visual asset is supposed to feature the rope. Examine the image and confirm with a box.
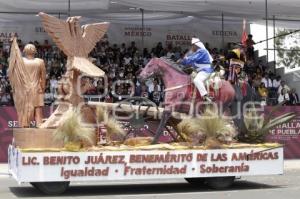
[164,83,190,92]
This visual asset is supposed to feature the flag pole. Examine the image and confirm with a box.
[265,0,269,66]
[222,12,224,50]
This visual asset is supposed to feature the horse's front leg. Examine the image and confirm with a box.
[151,110,172,144]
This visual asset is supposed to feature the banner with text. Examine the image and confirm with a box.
[9,146,283,183]
[0,20,244,51]
[107,20,243,50]
[265,106,300,159]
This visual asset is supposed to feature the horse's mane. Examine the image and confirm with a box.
[159,57,187,75]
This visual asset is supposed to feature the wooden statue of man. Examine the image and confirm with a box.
[22,43,46,126]
[8,39,46,127]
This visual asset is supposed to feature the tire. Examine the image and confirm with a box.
[30,182,38,189]
[205,177,235,190]
[185,177,206,186]
[30,181,70,195]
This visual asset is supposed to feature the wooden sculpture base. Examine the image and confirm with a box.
[13,128,63,148]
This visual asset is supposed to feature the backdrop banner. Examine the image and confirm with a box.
[2,106,299,162]
[265,106,300,159]
[0,19,244,51]
[107,19,243,50]
[0,107,17,163]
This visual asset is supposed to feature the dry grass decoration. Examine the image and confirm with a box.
[96,106,126,143]
[177,107,236,148]
[53,109,95,151]
[242,103,296,143]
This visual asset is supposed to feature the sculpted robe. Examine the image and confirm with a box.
[8,38,46,127]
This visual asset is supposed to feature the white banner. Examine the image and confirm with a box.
[0,19,246,50]
[107,19,246,50]
[0,23,49,46]
[8,145,283,183]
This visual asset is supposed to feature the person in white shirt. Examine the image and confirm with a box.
[277,80,290,95]
[93,78,99,87]
[272,76,281,88]
[123,53,132,65]
[261,73,272,88]
[49,75,58,94]
[148,79,161,93]
[278,88,290,105]
[166,50,175,58]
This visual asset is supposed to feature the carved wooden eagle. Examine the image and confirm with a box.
[38,12,109,77]
[39,12,109,57]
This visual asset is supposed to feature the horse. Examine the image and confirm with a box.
[138,57,236,143]
[139,57,236,112]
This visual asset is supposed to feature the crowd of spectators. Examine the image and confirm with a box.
[0,35,299,107]
[0,48,11,106]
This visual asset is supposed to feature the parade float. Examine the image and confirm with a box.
[7,13,294,195]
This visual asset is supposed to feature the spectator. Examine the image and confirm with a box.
[134,79,142,96]
[140,84,150,98]
[289,88,299,105]
[277,80,290,95]
[123,53,132,66]
[258,83,268,98]
[43,40,51,51]
[172,46,181,60]
[252,74,261,90]
[0,92,11,106]
[0,77,6,93]
[258,82,268,105]
[120,43,126,55]
[150,85,162,106]
[44,88,54,105]
[257,60,266,73]
[112,86,125,102]
[153,42,164,57]
[166,49,175,58]
[49,75,58,94]
[148,79,162,93]
[166,44,175,58]
[127,41,137,56]
[261,73,272,89]
[272,75,281,90]
[0,63,6,77]
[278,88,290,105]
[246,34,255,60]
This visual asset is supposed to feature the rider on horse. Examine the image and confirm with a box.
[179,38,214,102]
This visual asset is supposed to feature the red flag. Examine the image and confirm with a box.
[241,19,247,47]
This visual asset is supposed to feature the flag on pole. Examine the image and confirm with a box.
[241,19,248,47]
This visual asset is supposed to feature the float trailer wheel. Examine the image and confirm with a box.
[30,181,70,195]
[205,176,235,189]
[185,177,206,186]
